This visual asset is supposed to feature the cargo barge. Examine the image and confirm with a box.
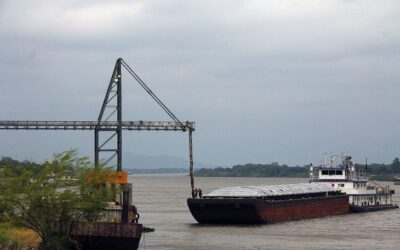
[188,154,398,224]
[187,183,349,224]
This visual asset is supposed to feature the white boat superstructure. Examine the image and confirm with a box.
[310,154,397,211]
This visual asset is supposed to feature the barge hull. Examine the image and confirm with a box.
[260,195,349,223]
[188,195,349,224]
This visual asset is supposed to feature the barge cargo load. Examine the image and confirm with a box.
[187,183,349,224]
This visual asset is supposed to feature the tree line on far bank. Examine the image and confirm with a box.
[194,158,400,180]
[1,156,400,180]
[195,163,309,178]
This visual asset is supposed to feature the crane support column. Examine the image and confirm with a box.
[117,59,122,171]
[97,58,123,169]
[189,129,194,189]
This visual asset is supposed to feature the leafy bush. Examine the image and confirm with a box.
[0,150,112,249]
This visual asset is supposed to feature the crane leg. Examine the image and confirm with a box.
[189,129,194,189]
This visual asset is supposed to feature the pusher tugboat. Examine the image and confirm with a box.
[310,154,398,212]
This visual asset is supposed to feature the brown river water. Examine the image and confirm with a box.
[130,176,400,250]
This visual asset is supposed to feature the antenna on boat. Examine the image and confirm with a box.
[365,157,368,177]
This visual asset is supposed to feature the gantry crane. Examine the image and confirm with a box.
[0,58,196,222]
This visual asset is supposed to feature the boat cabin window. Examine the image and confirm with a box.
[321,170,343,175]
[338,184,344,187]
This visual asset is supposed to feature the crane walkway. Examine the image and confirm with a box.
[0,120,194,131]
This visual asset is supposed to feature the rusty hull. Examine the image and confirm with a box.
[187,195,350,224]
[71,222,142,250]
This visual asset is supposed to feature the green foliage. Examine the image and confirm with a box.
[391,157,400,172]
[0,223,13,245]
[0,150,112,249]
[0,157,42,178]
[195,163,310,177]
[196,159,400,178]
[355,160,400,180]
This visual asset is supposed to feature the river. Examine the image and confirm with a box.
[130,176,400,250]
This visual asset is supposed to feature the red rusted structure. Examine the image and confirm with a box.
[71,223,142,250]
[188,196,349,224]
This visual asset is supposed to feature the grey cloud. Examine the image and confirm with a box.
[0,0,399,166]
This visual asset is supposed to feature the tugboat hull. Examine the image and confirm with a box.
[350,204,399,213]
[188,195,349,224]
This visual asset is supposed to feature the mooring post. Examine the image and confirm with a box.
[189,129,194,189]
[121,184,130,223]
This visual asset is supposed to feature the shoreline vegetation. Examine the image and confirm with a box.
[1,156,400,181]
[0,151,112,249]
[195,159,400,181]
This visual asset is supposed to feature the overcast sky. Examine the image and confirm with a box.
[0,0,399,167]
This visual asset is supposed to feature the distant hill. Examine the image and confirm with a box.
[123,152,219,170]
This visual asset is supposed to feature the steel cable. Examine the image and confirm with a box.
[120,60,186,130]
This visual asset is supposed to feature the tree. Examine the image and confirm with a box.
[0,150,112,249]
[391,157,400,172]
